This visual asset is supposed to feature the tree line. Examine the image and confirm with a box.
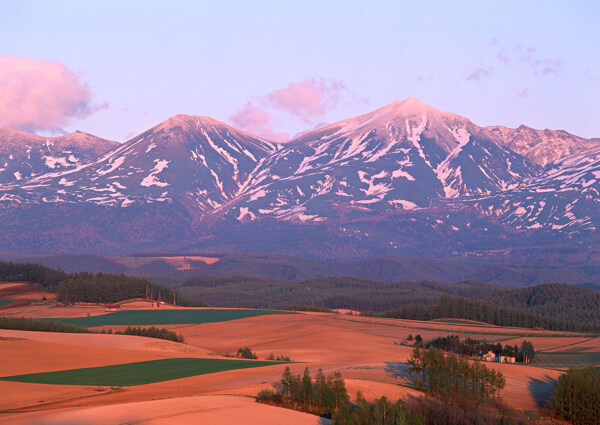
[550,367,599,425]
[179,275,503,312]
[429,334,535,363]
[480,283,600,326]
[115,326,184,343]
[178,275,600,331]
[258,366,423,424]
[380,295,599,332]
[0,316,185,343]
[0,261,203,306]
[259,365,547,425]
[406,347,506,404]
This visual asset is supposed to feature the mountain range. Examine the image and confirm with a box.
[1,98,598,261]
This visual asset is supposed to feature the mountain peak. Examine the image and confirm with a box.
[376,97,434,118]
[156,114,222,132]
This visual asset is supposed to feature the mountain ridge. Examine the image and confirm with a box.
[0,98,598,260]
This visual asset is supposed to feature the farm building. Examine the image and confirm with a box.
[105,304,121,312]
[483,350,495,362]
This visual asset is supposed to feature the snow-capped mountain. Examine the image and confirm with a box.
[472,144,600,233]
[2,115,278,211]
[225,98,538,222]
[486,125,600,166]
[0,99,597,259]
[0,128,118,185]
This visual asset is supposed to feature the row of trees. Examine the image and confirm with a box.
[0,261,203,306]
[0,316,90,333]
[429,334,535,363]
[551,367,600,425]
[236,346,258,359]
[382,295,599,332]
[0,317,186,344]
[280,366,349,415]
[116,326,185,343]
[259,367,424,424]
[406,347,506,403]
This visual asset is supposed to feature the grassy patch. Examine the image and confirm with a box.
[0,300,14,307]
[41,309,286,327]
[532,352,600,368]
[0,358,283,386]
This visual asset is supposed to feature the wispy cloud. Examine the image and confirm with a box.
[230,78,363,141]
[0,55,106,133]
[495,43,563,76]
[466,66,494,81]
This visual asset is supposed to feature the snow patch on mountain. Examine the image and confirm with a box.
[140,159,170,187]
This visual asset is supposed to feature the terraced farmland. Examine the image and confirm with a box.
[0,358,283,386]
[42,309,286,327]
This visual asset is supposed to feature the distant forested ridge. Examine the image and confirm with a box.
[178,275,600,331]
[381,295,599,332]
[0,261,203,306]
[479,283,600,326]
[179,275,504,311]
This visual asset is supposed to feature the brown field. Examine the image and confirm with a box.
[0,283,55,301]
[543,336,600,353]
[1,302,597,423]
[0,395,331,425]
[110,255,220,270]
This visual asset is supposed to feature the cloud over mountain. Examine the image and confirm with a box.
[229,78,363,141]
[0,55,107,133]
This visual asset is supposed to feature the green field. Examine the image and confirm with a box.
[532,352,600,368]
[42,309,286,327]
[0,300,14,307]
[0,358,283,386]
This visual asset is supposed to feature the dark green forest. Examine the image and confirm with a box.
[380,295,599,332]
[480,283,600,325]
[551,367,600,425]
[0,261,203,306]
[178,274,600,331]
[179,275,504,311]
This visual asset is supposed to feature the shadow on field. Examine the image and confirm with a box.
[384,362,410,380]
[528,374,556,408]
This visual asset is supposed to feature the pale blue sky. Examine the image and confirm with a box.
[1,0,599,141]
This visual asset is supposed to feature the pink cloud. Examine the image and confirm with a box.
[229,102,290,142]
[265,79,353,123]
[230,78,363,141]
[0,55,106,133]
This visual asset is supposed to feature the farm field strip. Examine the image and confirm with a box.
[0,299,14,306]
[0,358,284,387]
[41,309,287,327]
[538,337,598,353]
[531,352,600,368]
